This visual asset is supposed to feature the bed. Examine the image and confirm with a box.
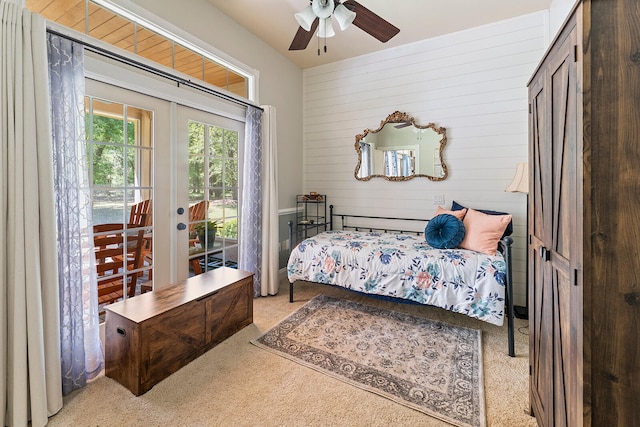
[287,205,516,357]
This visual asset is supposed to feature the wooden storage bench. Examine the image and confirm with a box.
[105,267,253,395]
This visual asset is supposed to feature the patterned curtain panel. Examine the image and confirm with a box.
[239,105,263,296]
[384,150,399,177]
[401,154,411,177]
[359,142,372,177]
[48,33,104,395]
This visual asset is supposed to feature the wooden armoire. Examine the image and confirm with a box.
[527,0,640,426]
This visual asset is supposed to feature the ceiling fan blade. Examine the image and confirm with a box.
[289,18,319,50]
[343,0,399,43]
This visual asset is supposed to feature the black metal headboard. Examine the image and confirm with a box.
[329,205,428,236]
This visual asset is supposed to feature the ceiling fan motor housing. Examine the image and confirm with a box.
[312,0,335,19]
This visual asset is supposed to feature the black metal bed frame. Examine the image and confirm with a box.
[287,204,516,357]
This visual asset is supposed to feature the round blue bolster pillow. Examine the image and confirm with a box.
[425,214,466,249]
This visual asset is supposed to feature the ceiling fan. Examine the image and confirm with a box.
[289,0,400,53]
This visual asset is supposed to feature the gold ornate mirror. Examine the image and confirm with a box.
[354,111,448,181]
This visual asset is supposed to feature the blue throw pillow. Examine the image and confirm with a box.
[451,200,513,238]
[425,214,466,249]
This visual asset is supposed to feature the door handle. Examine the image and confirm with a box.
[177,223,187,230]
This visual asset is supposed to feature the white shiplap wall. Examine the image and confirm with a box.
[301,11,548,307]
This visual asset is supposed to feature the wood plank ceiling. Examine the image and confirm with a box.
[27,0,246,95]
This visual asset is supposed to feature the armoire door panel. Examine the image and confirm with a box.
[553,268,573,427]
[528,70,550,425]
[530,246,552,424]
[549,48,577,263]
[548,25,579,427]
[530,87,546,243]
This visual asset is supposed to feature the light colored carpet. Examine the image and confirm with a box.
[47,278,536,427]
[252,295,486,427]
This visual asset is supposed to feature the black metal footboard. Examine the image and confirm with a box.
[500,236,515,357]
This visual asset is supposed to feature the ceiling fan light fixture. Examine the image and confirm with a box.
[312,0,335,19]
[334,3,356,31]
[289,0,399,53]
[317,17,335,38]
[295,5,316,31]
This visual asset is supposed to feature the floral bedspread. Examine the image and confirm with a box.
[287,230,508,326]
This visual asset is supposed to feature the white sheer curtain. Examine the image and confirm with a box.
[260,105,279,296]
[48,33,104,395]
[1,1,63,425]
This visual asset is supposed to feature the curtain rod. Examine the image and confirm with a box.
[46,28,263,112]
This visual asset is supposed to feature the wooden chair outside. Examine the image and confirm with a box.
[93,223,146,308]
[188,200,209,246]
[188,200,209,274]
[129,199,152,228]
[129,199,153,281]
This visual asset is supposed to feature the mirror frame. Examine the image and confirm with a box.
[354,111,448,182]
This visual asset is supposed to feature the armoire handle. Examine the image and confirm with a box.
[539,246,550,261]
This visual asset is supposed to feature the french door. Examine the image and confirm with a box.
[85,79,244,303]
[175,106,244,280]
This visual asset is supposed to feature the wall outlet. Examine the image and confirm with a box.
[433,194,445,205]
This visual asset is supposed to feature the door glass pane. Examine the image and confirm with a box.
[209,159,223,188]
[188,120,239,275]
[90,143,125,186]
[189,157,205,189]
[86,96,154,314]
[125,146,137,186]
[92,189,125,224]
[91,100,125,142]
[224,159,238,187]
[209,123,223,156]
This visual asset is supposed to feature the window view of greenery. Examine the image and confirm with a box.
[188,121,239,240]
[86,98,240,278]
[187,119,240,274]
[86,98,149,225]
[90,115,135,187]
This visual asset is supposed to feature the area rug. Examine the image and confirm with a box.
[251,295,486,427]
